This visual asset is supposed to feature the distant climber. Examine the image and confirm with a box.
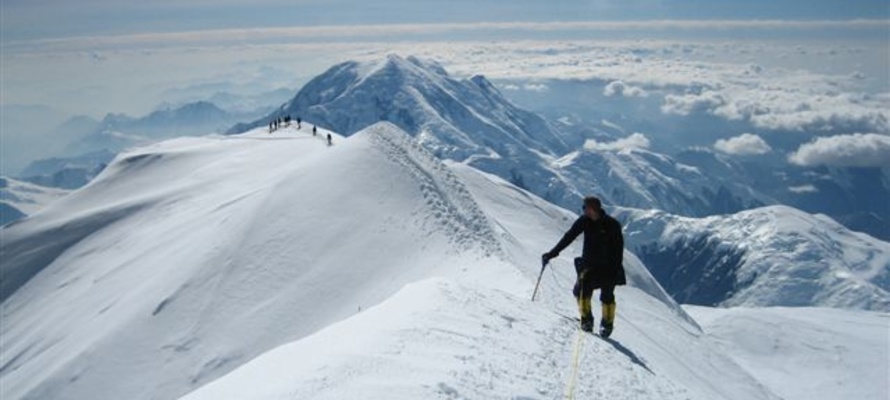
[312,125,317,136]
[542,196,625,337]
[326,133,332,146]
[297,117,302,130]
[269,120,274,133]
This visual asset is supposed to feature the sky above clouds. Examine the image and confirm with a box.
[2,0,889,41]
[1,0,888,173]
[2,0,888,114]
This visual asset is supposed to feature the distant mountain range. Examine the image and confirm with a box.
[65,101,260,156]
[2,55,887,400]
[614,206,890,310]
[13,98,278,190]
[0,176,69,226]
[228,54,888,240]
[19,150,115,189]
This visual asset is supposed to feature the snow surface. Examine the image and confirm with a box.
[2,122,886,400]
[182,279,772,400]
[616,206,890,310]
[686,305,890,400]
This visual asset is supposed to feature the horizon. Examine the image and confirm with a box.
[1,1,888,174]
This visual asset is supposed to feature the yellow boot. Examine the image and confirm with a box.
[600,303,616,337]
[578,297,593,332]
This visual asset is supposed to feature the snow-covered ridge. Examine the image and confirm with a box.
[0,121,679,400]
[1,122,516,400]
[359,122,503,257]
[615,205,890,310]
[0,177,69,226]
[2,122,886,400]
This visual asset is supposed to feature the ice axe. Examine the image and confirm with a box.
[531,256,548,301]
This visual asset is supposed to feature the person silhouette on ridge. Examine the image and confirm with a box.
[542,196,626,337]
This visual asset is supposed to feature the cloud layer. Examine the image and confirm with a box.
[584,132,651,151]
[604,80,648,97]
[714,133,772,155]
[788,133,890,168]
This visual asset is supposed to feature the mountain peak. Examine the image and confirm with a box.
[233,55,567,165]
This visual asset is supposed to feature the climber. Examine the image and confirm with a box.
[542,196,626,337]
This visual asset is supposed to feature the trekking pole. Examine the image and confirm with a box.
[531,257,548,301]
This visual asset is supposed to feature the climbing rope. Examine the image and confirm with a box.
[565,328,586,399]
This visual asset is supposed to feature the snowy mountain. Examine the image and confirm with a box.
[552,146,769,217]
[229,55,576,203]
[0,177,69,226]
[18,150,114,189]
[614,206,890,310]
[232,55,569,159]
[2,122,885,399]
[674,148,890,241]
[229,55,772,218]
[64,101,262,158]
[205,88,294,114]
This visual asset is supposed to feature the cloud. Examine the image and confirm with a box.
[584,132,651,151]
[788,184,819,194]
[7,19,889,55]
[523,83,549,92]
[661,90,726,115]
[714,133,772,155]
[788,133,890,168]
[603,80,648,97]
[5,32,888,135]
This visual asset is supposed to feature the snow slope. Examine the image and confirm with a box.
[1,121,689,400]
[0,122,505,400]
[686,305,890,400]
[615,206,890,310]
[3,121,884,400]
[0,177,69,226]
[182,278,774,400]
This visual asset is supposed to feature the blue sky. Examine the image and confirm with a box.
[0,0,888,175]
[3,0,889,41]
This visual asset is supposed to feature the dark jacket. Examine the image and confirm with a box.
[549,213,626,287]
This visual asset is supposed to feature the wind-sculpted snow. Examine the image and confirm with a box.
[616,206,890,310]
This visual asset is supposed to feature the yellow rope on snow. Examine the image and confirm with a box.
[565,329,585,399]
